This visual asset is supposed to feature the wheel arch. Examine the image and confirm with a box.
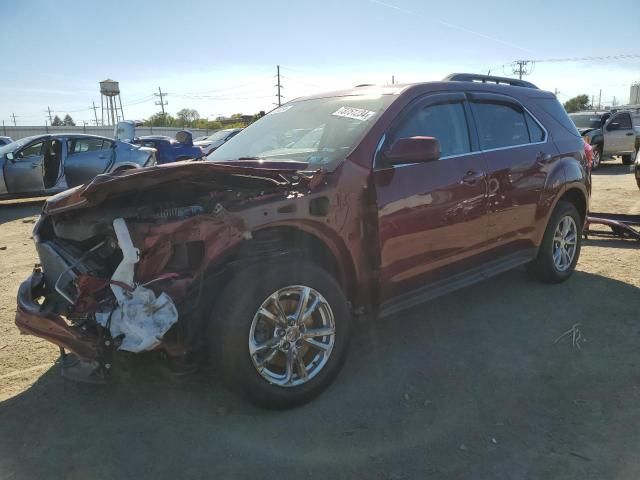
[110,162,140,172]
[557,187,587,224]
[204,224,358,307]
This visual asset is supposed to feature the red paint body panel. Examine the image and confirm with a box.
[15,79,590,360]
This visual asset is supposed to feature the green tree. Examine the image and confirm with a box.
[51,115,63,126]
[144,112,176,127]
[176,108,200,126]
[62,114,75,126]
[563,95,590,113]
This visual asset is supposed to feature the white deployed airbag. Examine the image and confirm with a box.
[95,218,178,353]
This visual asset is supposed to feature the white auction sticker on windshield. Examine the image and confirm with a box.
[331,106,376,122]
[270,105,293,114]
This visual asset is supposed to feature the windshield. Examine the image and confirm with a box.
[205,130,235,142]
[207,94,396,170]
[570,114,602,129]
[0,135,41,156]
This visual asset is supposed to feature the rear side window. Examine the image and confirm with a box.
[72,138,106,153]
[535,98,580,137]
[525,112,545,142]
[394,102,471,157]
[471,102,530,149]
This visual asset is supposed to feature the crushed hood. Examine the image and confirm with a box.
[45,159,318,215]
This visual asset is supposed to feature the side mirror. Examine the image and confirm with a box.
[5,152,15,162]
[384,136,440,165]
[607,122,620,131]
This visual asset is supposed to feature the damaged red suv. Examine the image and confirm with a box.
[15,74,590,408]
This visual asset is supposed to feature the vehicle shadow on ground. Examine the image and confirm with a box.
[592,163,633,176]
[0,200,44,226]
[1,269,640,479]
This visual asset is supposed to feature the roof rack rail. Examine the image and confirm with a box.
[444,73,539,89]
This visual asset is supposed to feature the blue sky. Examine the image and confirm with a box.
[1,0,639,125]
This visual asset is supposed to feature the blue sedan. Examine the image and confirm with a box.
[133,131,203,164]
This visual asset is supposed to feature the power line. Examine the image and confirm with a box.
[532,53,640,63]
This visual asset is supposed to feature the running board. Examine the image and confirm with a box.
[378,249,536,318]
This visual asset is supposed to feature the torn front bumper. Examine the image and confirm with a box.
[15,270,101,361]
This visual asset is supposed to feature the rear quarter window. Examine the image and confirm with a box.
[534,98,580,137]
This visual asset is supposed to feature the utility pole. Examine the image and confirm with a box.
[512,60,531,80]
[391,75,395,85]
[154,86,168,125]
[275,65,283,107]
[10,113,17,126]
[91,101,100,126]
[612,96,617,107]
[46,106,53,124]
[2,120,6,136]
[598,89,602,110]
[554,88,560,96]
[591,95,595,109]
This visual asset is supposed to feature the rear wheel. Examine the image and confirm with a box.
[208,260,351,408]
[527,201,582,283]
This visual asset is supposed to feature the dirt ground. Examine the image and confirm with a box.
[0,162,639,479]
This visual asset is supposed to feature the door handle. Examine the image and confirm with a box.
[536,152,552,165]
[625,132,634,136]
[98,155,106,159]
[30,163,39,168]
[461,170,485,185]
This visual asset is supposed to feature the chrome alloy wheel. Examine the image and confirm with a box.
[248,285,335,387]
[553,215,578,272]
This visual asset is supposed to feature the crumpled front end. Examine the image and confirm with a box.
[15,162,319,377]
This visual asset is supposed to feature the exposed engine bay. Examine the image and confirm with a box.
[17,162,324,380]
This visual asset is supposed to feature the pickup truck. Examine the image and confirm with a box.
[569,110,640,169]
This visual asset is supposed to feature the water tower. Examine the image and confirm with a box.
[100,79,125,126]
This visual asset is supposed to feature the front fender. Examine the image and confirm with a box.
[586,128,603,146]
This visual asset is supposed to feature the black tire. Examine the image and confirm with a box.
[622,154,633,165]
[208,260,351,409]
[527,201,582,284]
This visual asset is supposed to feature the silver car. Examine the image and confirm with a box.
[193,128,242,155]
[0,134,155,198]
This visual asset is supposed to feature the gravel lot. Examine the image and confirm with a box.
[1,163,639,479]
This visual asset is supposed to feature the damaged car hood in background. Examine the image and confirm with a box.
[44,159,321,215]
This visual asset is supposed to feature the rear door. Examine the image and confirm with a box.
[374,92,489,301]
[468,93,550,255]
[64,137,115,186]
[3,140,46,194]
[604,112,635,154]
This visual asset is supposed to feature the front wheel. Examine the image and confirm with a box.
[209,260,351,408]
[527,201,582,283]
